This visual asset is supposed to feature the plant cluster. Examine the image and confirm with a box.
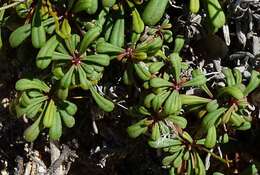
[1,0,260,174]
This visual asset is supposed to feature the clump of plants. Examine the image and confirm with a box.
[1,0,260,174]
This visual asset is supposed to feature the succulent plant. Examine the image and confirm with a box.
[0,0,259,174]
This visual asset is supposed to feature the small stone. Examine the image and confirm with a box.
[243,71,251,78]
